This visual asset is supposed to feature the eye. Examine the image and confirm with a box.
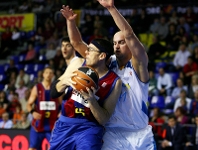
[119,40,125,45]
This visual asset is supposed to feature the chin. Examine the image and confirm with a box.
[115,53,122,59]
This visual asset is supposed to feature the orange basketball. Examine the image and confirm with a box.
[71,66,99,92]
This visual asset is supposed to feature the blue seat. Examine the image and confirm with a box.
[170,72,179,86]
[34,46,42,54]
[20,31,27,40]
[16,64,24,70]
[155,62,167,72]
[0,74,6,82]
[39,55,46,61]
[165,96,175,105]
[29,73,37,81]
[26,30,35,39]
[0,65,4,74]
[18,54,26,62]
[0,84,4,90]
[24,64,35,74]
[34,64,45,72]
[11,55,19,64]
[163,96,175,114]
[150,96,165,109]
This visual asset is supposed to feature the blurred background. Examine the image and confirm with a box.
[0,0,198,149]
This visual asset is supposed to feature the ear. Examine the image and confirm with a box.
[99,52,106,60]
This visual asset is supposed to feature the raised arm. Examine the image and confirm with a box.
[98,0,149,81]
[60,5,87,58]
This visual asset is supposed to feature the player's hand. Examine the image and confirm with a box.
[80,86,98,104]
[60,5,77,21]
[61,71,77,90]
[32,112,42,120]
[97,0,114,8]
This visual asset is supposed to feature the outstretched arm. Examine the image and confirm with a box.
[60,5,87,58]
[98,0,149,82]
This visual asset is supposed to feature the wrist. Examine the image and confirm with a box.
[107,5,116,11]
[30,109,35,114]
[57,80,67,92]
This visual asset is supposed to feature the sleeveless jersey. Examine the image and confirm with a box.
[61,70,119,123]
[31,83,59,132]
[105,55,149,130]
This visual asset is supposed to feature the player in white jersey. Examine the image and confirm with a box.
[60,0,156,149]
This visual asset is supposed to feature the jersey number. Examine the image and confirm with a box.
[75,108,85,116]
[45,111,51,118]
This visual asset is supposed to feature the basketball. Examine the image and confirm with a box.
[71,66,99,92]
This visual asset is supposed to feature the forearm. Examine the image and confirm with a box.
[67,19,87,57]
[55,80,67,93]
[89,99,110,125]
[67,20,82,46]
[27,103,33,113]
[107,6,133,36]
[50,80,65,99]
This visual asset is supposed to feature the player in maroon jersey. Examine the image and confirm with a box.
[27,67,60,150]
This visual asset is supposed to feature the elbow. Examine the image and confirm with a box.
[97,114,111,126]
[124,31,134,39]
[98,119,108,126]
[70,40,81,48]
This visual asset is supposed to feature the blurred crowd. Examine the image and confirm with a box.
[0,0,198,149]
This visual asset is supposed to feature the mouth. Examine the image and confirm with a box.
[115,49,120,52]
[115,50,121,54]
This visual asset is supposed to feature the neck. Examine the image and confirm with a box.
[117,59,129,69]
[65,55,76,66]
[95,65,109,78]
[42,81,51,89]
[116,55,131,69]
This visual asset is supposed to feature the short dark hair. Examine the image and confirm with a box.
[61,36,70,43]
[168,115,176,120]
[90,38,114,61]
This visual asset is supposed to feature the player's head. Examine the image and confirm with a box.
[85,38,114,66]
[113,31,132,60]
[61,36,75,60]
[42,67,54,82]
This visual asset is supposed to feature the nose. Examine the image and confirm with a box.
[114,43,119,49]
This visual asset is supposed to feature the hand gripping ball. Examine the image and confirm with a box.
[71,66,99,92]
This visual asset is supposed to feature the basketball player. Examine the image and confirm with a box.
[60,0,156,149]
[49,38,122,150]
[27,67,60,150]
[60,36,77,68]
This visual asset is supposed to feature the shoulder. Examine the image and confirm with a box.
[70,57,84,66]
[65,58,85,74]
[67,58,84,69]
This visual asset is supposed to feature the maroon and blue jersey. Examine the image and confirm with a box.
[31,83,59,132]
[61,70,119,123]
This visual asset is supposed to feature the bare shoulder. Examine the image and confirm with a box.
[116,78,122,87]
[111,78,122,94]
[66,58,85,73]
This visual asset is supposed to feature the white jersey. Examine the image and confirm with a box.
[105,55,149,130]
